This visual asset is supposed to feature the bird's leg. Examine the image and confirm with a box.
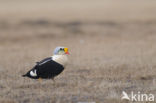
[52,78,56,85]
[38,78,42,94]
[38,78,42,82]
[52,78,55,82]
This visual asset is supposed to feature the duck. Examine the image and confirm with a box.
[22,46,69,80]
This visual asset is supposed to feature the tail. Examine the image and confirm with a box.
[22,74,27,77]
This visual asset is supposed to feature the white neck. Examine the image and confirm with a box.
[52,55,68,66]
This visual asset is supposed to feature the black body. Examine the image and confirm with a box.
[23,57,64,79]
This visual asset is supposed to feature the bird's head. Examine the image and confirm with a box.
[53,46,69,55]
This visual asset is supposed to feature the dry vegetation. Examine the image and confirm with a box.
[0,0,156,103]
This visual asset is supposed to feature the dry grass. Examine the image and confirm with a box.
[0,0,156,103]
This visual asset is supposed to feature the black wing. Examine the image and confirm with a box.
[36,59,64,79]
[36,57,52,66]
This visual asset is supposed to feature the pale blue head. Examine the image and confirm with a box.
[53,46,69,55]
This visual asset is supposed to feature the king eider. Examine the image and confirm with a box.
[22,47,69,80]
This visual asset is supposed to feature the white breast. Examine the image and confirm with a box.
[52,55,68,66]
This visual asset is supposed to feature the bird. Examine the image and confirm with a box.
[22,46,69,80]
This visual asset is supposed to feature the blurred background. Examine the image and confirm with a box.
[0,0,156,103]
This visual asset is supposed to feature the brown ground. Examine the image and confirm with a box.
[0,0,156,103]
